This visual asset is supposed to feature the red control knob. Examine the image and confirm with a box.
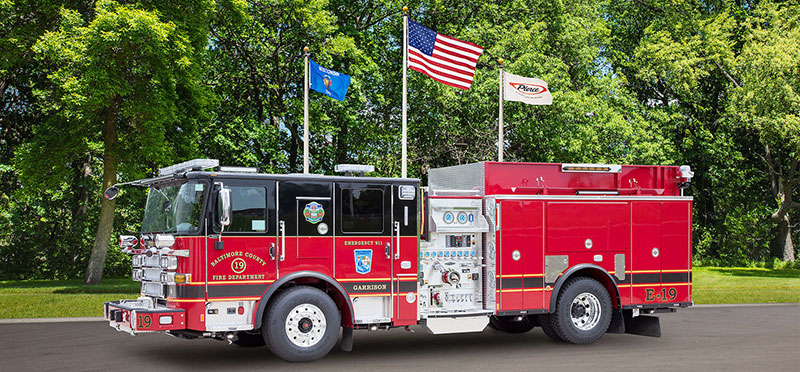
[442,270,460,286]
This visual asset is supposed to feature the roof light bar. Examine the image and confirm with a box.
[334,164,375,174]
[158,159,219,176]
[218,166,258,173]
[561,163,622,173]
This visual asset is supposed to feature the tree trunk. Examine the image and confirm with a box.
[84,101,118,284]
[72,157,91,218]
[777,215,796,262]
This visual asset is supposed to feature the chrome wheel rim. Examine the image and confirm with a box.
[570,292,602,331]
[285,303,326,347]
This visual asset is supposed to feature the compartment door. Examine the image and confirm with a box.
[632,202,661,304]
[660,202,692,304]
[497,200,544,312]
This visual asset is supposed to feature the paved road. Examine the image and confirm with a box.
[2,304,798,372]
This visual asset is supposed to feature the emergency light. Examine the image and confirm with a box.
[158,159,219,176]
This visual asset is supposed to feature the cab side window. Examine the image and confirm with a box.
[222,186,267,233]
[341,188,383,234]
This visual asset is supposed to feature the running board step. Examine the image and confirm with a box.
[423,315,489,334]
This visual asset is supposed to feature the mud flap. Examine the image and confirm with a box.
[623,312,661,337]
[340,326,353,352]
[606,309,625,334]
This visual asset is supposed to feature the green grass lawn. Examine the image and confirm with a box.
[0,278,139,319]
[692,266,800,304]
[1,268,798,319]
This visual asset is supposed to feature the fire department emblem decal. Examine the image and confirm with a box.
[303,202,325,224]
[354,249,372,274]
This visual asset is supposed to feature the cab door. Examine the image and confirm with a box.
[206,180,277,301]
[334,183,393,324]
[277,181,334,277]
[392,183,419,325]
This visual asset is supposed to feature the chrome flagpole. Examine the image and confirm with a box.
[401,6,408,178]
[498,58,504,162]
[303,46,310,174]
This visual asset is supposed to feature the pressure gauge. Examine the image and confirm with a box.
[443,211,454,224]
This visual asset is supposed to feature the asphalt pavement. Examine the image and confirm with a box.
[1,304,797,372]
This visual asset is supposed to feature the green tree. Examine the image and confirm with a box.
[728,1,800,261]
[26,0,206,283]
[605,0,779,264]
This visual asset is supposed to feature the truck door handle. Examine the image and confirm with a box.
[269,243,276,260]
[279,220,286,261]
[385,243,391,259]
[394,221,400,259]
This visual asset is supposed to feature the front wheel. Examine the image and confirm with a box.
[547,277,612,344]
[262,286,341,362]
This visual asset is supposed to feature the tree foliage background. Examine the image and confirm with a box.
[0,0,798,280]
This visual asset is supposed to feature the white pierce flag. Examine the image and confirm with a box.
[503,71,552,105]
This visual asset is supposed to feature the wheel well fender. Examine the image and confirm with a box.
[548,264,620,312]
[253,271,354,328]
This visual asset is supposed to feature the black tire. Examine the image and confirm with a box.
[536,314,563,342]
[489,316,535,333]
[262,286,341,362]
[233,331,266,347]
[548,277,612,344]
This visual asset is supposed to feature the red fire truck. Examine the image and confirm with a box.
[104,159,694,362]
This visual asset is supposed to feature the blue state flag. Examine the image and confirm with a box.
[309,59,351,101]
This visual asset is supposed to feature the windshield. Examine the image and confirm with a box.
[141,181,205,234]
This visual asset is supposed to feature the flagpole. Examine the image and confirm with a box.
[498,58,504,162]
[303,46,310,174]
[401,6,408,178]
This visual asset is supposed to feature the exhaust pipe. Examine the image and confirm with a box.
[224,332,237,345]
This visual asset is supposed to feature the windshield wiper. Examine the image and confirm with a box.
[149,186,175,212]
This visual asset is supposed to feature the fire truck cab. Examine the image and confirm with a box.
[104,159,694,362]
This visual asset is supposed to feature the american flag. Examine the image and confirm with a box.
[408,20,484,90]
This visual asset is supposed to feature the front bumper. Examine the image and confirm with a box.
[105,298,186,335]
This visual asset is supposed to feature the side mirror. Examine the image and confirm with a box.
[104,186,119,200]
[219,188,232,227]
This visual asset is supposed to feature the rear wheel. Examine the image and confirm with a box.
[262,286,341,362]
[489,315,535,333]
[547,277,612,344]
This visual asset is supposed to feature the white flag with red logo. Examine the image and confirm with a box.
[503,72,552,105]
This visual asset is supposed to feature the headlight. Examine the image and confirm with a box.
[160,272,176,284]
[160,256,178,270]
[154,234,175,248]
